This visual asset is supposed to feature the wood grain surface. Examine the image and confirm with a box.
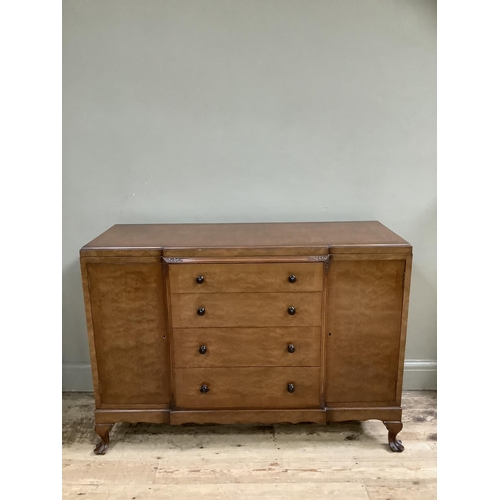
[169,262,323,293]
[173,327,321,368]
[325,258,406,404]
[80,221,411,257]
[170,409,326,425]
[171,292,323,328]
[174,367,321,409]
[86,261,170,405]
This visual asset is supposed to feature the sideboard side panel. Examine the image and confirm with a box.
[80,259,102,406]
[85,259,170,405]
[325,255,406,404]
[395,254,412,404]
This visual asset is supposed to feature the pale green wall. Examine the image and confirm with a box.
[63,0,436,390]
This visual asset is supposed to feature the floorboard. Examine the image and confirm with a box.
[62,391,437,499]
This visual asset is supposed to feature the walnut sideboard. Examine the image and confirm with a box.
[80,221,412,454]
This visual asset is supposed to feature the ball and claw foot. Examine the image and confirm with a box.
[94,424,114,455]
[383,421,404,452]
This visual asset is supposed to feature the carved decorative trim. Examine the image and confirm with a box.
[162,255,330,264]
[383,421,405,452]
[311,255,329,262]
[94,423,114,455]
[324,257,330,274]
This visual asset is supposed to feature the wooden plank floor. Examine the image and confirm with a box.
[62,391,436,499]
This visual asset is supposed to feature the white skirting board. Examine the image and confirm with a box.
[401,359,437,391]
[62,360,437,392]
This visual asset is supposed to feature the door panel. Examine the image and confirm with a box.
[87,262,170,405]
[325,258,405,404]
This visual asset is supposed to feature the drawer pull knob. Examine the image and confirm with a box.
[287,383,295,393]
[196,276,204,284]
[197,307,205,316]
[200,384,210,393]
[288,274,297,283]
[288,306,296,315]
[199,345,207,355]
[287,343,295,353]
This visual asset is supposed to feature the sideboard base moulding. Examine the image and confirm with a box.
[80,221,412,455]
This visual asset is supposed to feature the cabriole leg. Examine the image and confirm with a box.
[383,420,404,452]
[94,423,114,455]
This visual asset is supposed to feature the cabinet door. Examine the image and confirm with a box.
[325,256,407,404]
[85,261,170,405]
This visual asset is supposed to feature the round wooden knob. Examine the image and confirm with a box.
[287,343,295,353]
[199,345,207,355]
[196,276,204,284]
[288,275,297,283]
[197,307,205,316]
[200,384,209,393]
[287,383,295,393]
[288,306,296,315]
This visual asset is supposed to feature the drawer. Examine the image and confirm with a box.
[174,367,321,409]
[169,262,323,293]
[173,327,321,368]
[171,292,322,328]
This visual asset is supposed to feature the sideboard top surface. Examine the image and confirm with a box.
[80,221,411,257]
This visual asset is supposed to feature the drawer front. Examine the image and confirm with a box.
[173,327,321,368]
[174,367,321,409]
[171,292,322,328]
[169,262,323,293]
